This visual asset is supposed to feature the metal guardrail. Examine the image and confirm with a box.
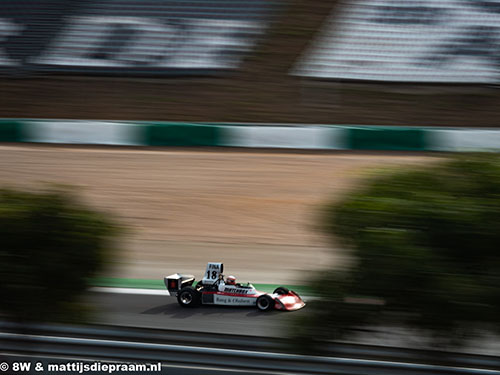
[0,322,499,375]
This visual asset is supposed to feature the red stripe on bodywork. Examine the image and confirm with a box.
[202,291,262,298]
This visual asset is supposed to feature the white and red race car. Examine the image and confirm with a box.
[164,262,305,311]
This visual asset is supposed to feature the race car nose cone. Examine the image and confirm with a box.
[277,291,306,311]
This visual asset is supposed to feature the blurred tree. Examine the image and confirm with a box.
[0,187,120,322]
[295,154,500,351]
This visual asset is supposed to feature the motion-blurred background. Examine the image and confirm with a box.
[2,0,500,125]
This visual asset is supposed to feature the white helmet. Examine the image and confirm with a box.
[226,275,236,285]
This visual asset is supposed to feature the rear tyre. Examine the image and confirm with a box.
[177,286,201,308]
[256,295,274,312]
[273,287,289,295]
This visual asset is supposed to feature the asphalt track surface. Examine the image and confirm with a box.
[86,290,500,357]
[88,291,304,337]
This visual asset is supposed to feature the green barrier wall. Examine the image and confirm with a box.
[143,123,222,146]
[0,120,23,142]
[347,127,427,151]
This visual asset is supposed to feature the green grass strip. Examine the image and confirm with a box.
[90,277,313,296]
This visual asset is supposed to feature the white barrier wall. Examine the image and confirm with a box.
[294,0,500,83]
[25,121,142,145]
[222,126,345,149]
[427,129,500,151]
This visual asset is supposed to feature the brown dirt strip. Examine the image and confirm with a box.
[0,145,439,283]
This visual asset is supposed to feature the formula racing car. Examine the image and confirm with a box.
[164,262,305,311]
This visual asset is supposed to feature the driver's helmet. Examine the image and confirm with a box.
[226,275,236,285]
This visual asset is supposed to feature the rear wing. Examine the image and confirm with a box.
[164,273,195,295]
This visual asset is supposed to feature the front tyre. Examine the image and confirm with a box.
[256,295,274,312]
[177,286,201,308]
